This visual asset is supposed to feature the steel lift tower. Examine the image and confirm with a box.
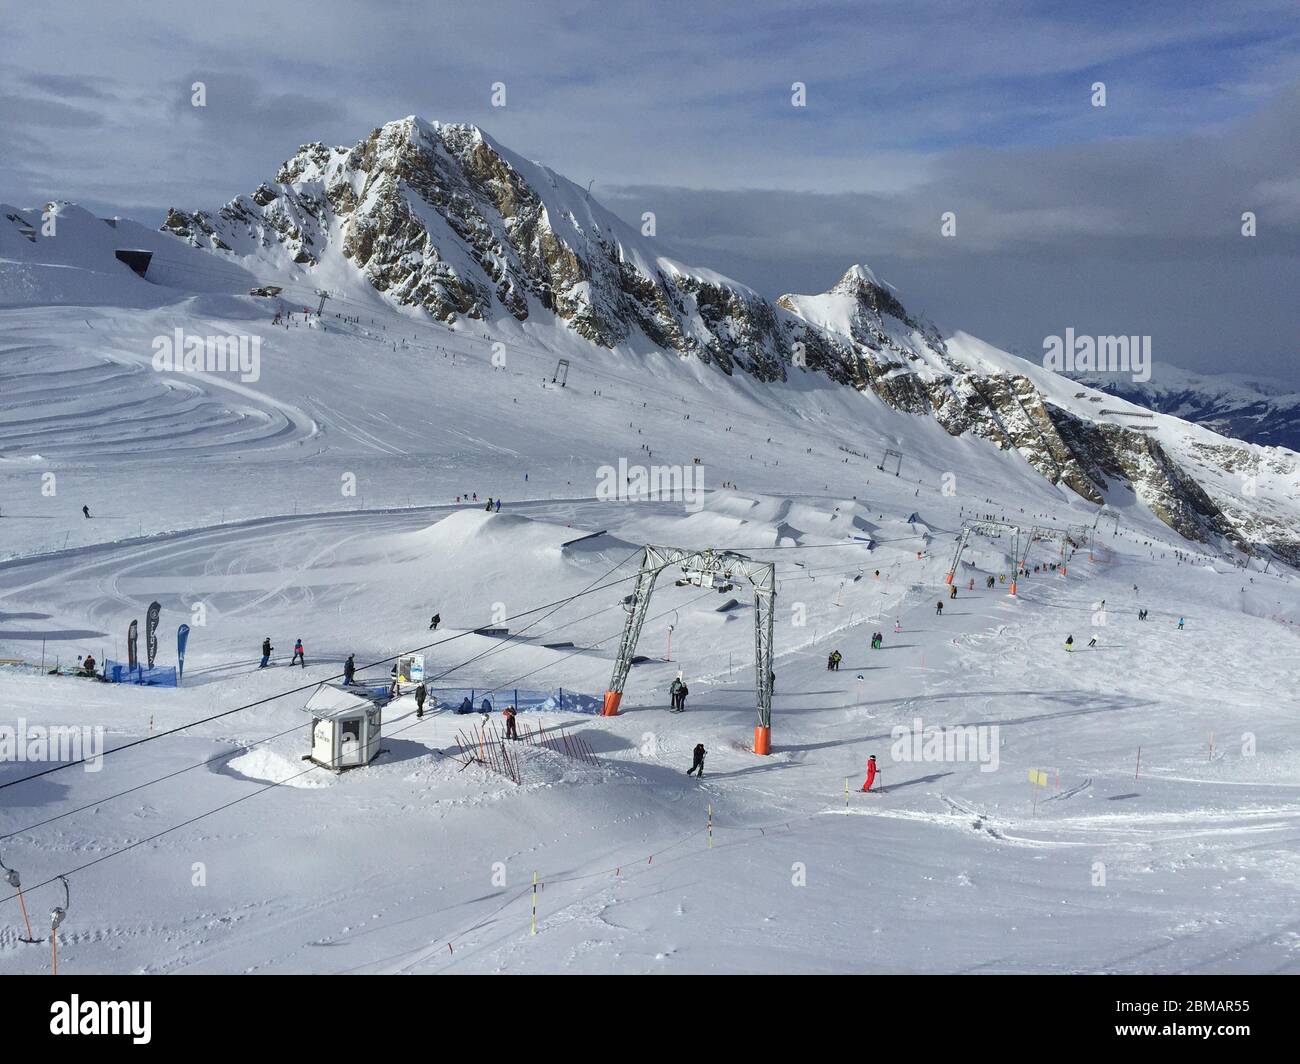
[601,546,777,754]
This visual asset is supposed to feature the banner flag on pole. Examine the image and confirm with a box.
[146,601,161,669]
[177,624,191,684]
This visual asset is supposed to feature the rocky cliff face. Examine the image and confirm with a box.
[162,116,1296,565]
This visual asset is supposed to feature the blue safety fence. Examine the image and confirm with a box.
[419,687,601,715]
[103,660,178,686]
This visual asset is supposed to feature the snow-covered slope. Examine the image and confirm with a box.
[2,143,1300,973]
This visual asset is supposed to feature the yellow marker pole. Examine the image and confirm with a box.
[530,871,538,936]
[844,777,849,806]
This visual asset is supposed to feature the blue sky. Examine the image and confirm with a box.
[2,0,1297,379]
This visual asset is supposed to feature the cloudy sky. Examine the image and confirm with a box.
[3,0,1297,380]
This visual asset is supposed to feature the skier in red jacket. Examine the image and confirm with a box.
[862,754,878,792]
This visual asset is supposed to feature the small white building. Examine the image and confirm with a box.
[303,684,387,771]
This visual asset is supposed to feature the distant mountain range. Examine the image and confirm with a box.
[1073,367,1300,452]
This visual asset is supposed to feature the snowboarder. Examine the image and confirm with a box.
[415,682,427,718]
[291,639,305,667]
[82,505,91,519]
[503,705,518,739]
[343,653,355,685]
[935,601,944,615]
[861,754,878,792]
[429,613,441,631]
[1065,635,1074,652]
[686,743,706,778]
[259,637,272,668]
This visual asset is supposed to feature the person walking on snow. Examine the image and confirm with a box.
[669,676,684,711]
[827,650,843,671]
[503,705,518,739]
[343,653,356,685]
[949,585,957,599]
[674,680,690,712]
[862,754,878,792]
[259,637,273,668]
[291,639,305,667]
[415,682,427,718]
[935,600,944,616]
[686,743,706,778]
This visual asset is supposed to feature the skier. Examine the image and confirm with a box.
[669,676,684,711]
[935,601,944,616]
[674,679,690,712]
[343,653,355,685]
[1065,635,1074,652]
[494,499,501,512]
[390,664,400,697]
[1177,617,1185,630]
[429,613,441,630]
[861,754,878,792]
[415,682,427,718]
[503,705,518,739]
[82,505,91,519]
[949,585,957,600]
[485,497,493,511]
[685,743,706,778]
[259,637,273,669]
[291,638,305,667]
[827,650,843,671]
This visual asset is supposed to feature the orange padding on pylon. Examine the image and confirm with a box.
[754,726,771,755]
[602,690,623,716]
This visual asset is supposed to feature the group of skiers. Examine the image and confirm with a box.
[827,649,843,671]
[449,494,504,512]
[669,676,690,712]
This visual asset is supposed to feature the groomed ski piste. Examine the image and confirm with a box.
[2,208,1299,975]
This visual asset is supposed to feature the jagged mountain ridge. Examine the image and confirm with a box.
[159,116,1298,564]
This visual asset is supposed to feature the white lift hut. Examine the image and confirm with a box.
[303,684,388,771]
